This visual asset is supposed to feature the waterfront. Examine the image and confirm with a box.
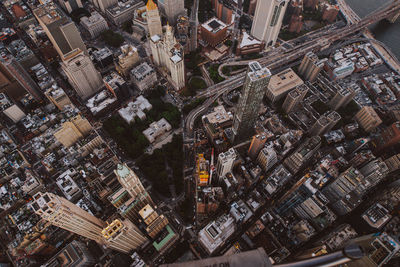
[346,0,400,60]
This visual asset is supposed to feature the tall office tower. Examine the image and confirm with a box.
[61,50,103,100]
[0,55,41,101]
[355,106,382,133]
[345,233,400,267]
[33,3,87,60]
[309,111,341,136]
[158,0,185,25]
[101,219,147,253]
[251,0,289,46]
[57,0,83,13]
[150,25,185,90]
[91,0,118,13]
[30,192,107,243]
[248,133,267,159]
[283,136,321,174]
[216,148,237,179]
[372,122,400,153]
[328,85,355,111]
[298,52,326,82]
[282,84,309,113]
[114,163,154,211]
[232,62,271,143]
[139,204,169,238]
[257,147,277,172]
[146,0,163,37]
[44,240,96,266]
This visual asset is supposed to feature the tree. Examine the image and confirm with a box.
[122,21,133,34]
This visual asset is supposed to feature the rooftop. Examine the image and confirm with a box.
[202,17,227,33]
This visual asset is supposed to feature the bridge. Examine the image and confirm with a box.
[184,0,400,135]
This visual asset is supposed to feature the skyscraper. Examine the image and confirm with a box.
[57,0,83,13]
[282,84,309,113]
[61,50,104,100]
[248,133,268,159]
[298,52,326,82]
[158,0,185,25]
[30,192,147,253]
[251,0,289,46]
[257,147,277,172]
[216,148,237,179]
[91,0,118,13]
[114,163,154,212]
[0,55,42,101]
[232,62,271,143]
[33,3,87,60]
[146,0,163,37]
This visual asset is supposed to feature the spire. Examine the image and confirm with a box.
[146,0,157,10]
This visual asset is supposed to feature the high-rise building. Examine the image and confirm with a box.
[309,111,341,136]
[44,240,96,267]
[150,25,185,90]
[146,0,163,37]
[322,3,339,23]
[101,219,147,253]
[298,52,326,82]
[61,50,104,100]
[200,17,229,47]
[372,122,400,153]
[355,106,382,133]
[158,0,185,25]
[232,62,271,142]
[265,68,304,103]
[257,147,277,172]
[57,0,83,13]
[54,115,92,147]
[212,0,234,24]
[114,163,154,211]
[80,11,109,39]
[115,44,140,77]
[248,133,268,159]
[45,86,73,110]
[139,204,169,238]
[216,148,237,179]
[251,0,289,46]
[33,3,87,60]
[283,136,321,174]
[0,55,42,101]
[248,0,258,15]
[31,192,147,254]
[91,0,118,13]
[282,84,309,113]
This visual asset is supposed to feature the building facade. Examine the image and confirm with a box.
[157,0,185,25]
[216,148,237,178]
[146,0,163,37]
[232,62,272,142]
[80,11,109,38]
[355,106,382,133]
[251,0,289,46]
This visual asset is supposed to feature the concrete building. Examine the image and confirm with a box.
[236,31,265,56]
[115,44,139,77]
[266,68,304,103]
[328,85,355,111]
[372,122,400,153]
[114,163,154,210]
[355,106,382,133]
[150,25,185,90]
[248,133,268,159]
[56,169,82,202]
[282,84,309,113]
[139,204,169,238]
[322,3,339,23]
[251,0,289,47]
[146,0,163,37]
[0,55,41,101]
[298,52,326,82]
[54,115,92,148]
[91,0,118,13]
[45,85,72,110]
[198,214,236,255]
[2,103,26,123]
[44,240,96,267]
[33,3,86,60]
[232,62,272,142]
[249,0,258,15]
[257,147,278,172]
[288,14,303,33]
[143,118,172,143]
[157,0,185,25]
[106,0,143,25]
[283,136,321,174]
[92,47,114,68]
[57,0,83,13]
[61,50,104,100]
[131,62,157,91]
[212,0,234,24]
[200,17,228,47]
[216,148,236,179]
[103,71,129,100]
[80,11,109,38]
[86,90,118,117]
[118,95,152,123]
[101,219,147,253]
[309,111,341,136]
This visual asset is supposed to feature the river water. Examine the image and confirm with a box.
[346,0,400,60]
